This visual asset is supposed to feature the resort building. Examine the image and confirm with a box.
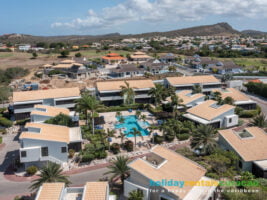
[96,79,155,106]
[102,53,126,64]
[35,182,111,200]
[124,145,218,200]
[218,127,267,178]
[165,75,221,94]
[165,90,205,109]
[183,100,238,128]
[30,105,78,123]
[130,51,152,62]
[19,123,82,168]
[12,87,80,120]
[211,88,256,110]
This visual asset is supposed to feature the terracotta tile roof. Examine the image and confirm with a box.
[36,183,64,200]
[166,75,220,86]
[83,182,108,200]
[212,88,250,102]
[128,146,206,199]
[187,100,235,121]
[96,79,155,91]
[102,56,126,60]
[20,123,70,143]
[219,127,267,161]
[31,105,70,117]
[174,90,205,105]
[13,87,80,102]
[130,51,151,59]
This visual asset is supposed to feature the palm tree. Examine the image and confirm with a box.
[168,66,177,73]
[121,81,135,105]
[119,117,125,124]
[30,162,71,191]
[251,113,267,128]
[147,125,157,144]
[135,110,141,119]
[117,129,126,144]
[105,128,116,151]
[223,96,234,105]
[190,125,217,155]
[75,92,101,134]
[129,128,143,148]
[115,111,122,118]
[104,156,130,184]
[170,94,183,118]
[148,84,165,106]
[192,85,202,94]
[140,114,146,122]
[128,189,144,200]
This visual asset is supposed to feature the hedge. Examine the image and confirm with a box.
[154,135,164,144]
[165,134,175,142]
[0,117,13,127]
[97,104,144,113]
[124,140,134,152]
[177,133,190,141]
[0,136,2,144]
[26,166,38,175]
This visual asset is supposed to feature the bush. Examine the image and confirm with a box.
[16,119,30,126]
[97,104,143,113]
[177,133,190,141]
[165,134,175,142]
[81,153,95,162]
[110,143,120,154]
[239,110,258,118]
[0,117,13,127]
[0,136,2,144]
[68,149,75,158]
[180,128,190,134]
[75,52,82,57]
[96,151,107,159]
[124,140,134,152]
[26,166,38,175]
[154,135,164,144]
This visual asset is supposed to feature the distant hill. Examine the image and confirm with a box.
[0,22,241,45]
[241,30,267,37]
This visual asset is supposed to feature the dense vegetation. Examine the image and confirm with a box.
[245,82,267,98]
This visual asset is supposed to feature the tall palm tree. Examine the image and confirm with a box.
[121,81,135,105]
[30,162,71,191]
[170,94,183,118]
[147,125,157,144]
[148,84,165,106]
[190,125,217,155]
[251,113,267,128]
[128,189,144,200]
[117,129,126,144]
[135,110,141,119]
[104,156,130,184]
[104,128,116,151]
[75,92,102,134]
[192,85,202,94]
[140,114,146,122]
[129,128,143,148]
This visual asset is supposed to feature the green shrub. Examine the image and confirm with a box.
[124,140,134,152]
[0,117,13,127]
[97,104,143,113]
[180,128,190,134]
[82,153,95,162]
[0,136,2,144]
[68,149,75,158]
[16,119,30,126]
[177,133,190,141]
[206,172,220,180]
[26,166,38,175]
[0,108,6,114]
[0,129,6,134]
[239,110,258,118]
[96,151,107,159]
[154,135,164,144]
[165,134,175,142]
[110,143,120,154]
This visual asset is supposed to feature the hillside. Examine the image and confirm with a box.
[241,30,267,37]
[0,23,240,45]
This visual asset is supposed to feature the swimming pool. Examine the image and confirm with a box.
[115,115,149,137]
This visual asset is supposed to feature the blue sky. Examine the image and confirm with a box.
[1,0,267,36]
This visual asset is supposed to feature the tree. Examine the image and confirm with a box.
[44,113,74,127]
[128,189,144,200]
[190,125,217,155]
[104,156,130,184]
[0,87,11,105]
[223,96,234,105]
[30,162,70,191]
[75,52,82,57]
[135,110,141,119]
[32,52,38,59]
[75,93,102,134]
[121,81,135,105]
[192,85,202,94]
[148,84,165,106]
[115,111,122,118]
[213,91,223,104]
[117,129,126,144]
[129,127,143,148]
[251,113,267,128]
[168,66,177,73]
[170,94,183,118]
[60,50,69,57]
[140,114,146,122]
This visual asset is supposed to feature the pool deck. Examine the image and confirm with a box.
[99,110,162,145]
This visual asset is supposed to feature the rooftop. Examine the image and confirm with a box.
[13,87,80,102]
[96,79,155,91]
[219,127,267,162]
[83,182,108,200]
[128,145,206,199]
[212,88,251,102]
[36,183,64,200]
[168,90,205,105]
[31,105,70,117]
[187,100,234,121]
[166,75,220,86]
[20,123,81,143]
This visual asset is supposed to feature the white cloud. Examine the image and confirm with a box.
[51,0,267,30]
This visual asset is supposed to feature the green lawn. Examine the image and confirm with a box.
[216,57,267,67]
[70,50,131,58]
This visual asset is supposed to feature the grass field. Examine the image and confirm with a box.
[216,57,267,67]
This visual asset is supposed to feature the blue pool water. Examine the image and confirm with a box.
[115,115,149,137]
